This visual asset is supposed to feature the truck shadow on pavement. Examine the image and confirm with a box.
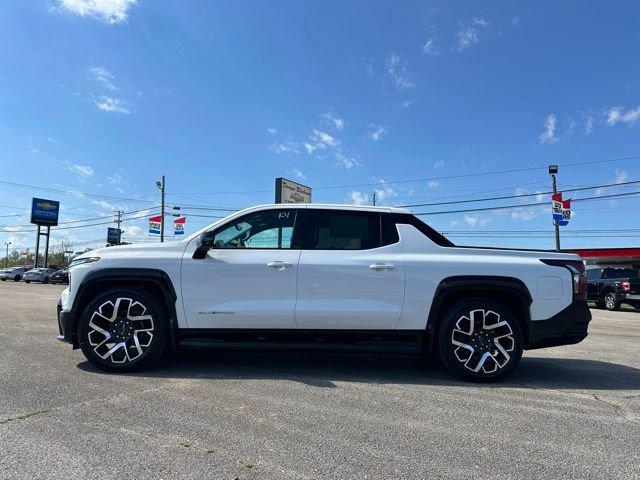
[78,351,640,391]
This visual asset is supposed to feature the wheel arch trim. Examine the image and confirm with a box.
[65,268,178,349]
[426,275,533,353]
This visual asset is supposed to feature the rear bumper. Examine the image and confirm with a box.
[624,294,640,301]
[527,300,591,350]
[57,299,76,346]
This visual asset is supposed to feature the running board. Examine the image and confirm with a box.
[177,329,425,354]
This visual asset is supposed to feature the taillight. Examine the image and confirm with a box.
[621,281,631,292]
[540,259,587,298]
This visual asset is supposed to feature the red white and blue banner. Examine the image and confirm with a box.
[552,193,571,226]
[149,215,162,235]
[174,216,186,235]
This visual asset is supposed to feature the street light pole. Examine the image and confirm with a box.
[549,164,560,252]
[157,175,166,243]
[4,241,10,268]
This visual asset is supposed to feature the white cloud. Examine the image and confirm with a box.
[335,152,362,170]
[433,160,445,169]
[367,124,388,141]
[386,53,415,89]
[322,112,344,131]
[421,39,438,55]
[311,129,339,148]
[293,168,306,180]
[464,214,489,227]
[374,180,397,203]
[428,180,440,189]
[615,168,629,184]
[455,27,479,51]
[270,140,300,155]
[347,191,369,205]
[107,172,124,184]
[122,225,142,236]
[91,199,116,211]
[94,96,130,114]
[87,66,117,91]
[401,100,414,108]
[605,106,640,126]
[57,0,137,25]
[512,16,520,27]
[539,113,558,143]
[303,142,317,154]
[69,163,94,177]
[267,127,277,135]
[473,18,490,27]
[585,115,594,135]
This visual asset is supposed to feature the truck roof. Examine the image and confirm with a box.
[246,203,411,214]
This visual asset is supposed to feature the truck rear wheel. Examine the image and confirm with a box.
[604,292,619,311]
[78,288,168,372]
[437,299,523,382]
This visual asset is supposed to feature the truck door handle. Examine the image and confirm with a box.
[369,263,395,271]
[267,261,293,270]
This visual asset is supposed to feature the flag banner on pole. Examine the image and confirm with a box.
[551,193,563,222]
[149,215,162,235]
[558,199,571,226]
[174,216,186,235]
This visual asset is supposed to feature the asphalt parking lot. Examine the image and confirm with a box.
[0,282,638,480]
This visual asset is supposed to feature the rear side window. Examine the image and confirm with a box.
[586,269,600,281]
[296,209,381,250]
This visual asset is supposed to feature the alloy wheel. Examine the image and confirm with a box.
[605,294,615,310]
[451,309,515,374]
[87,297,155,364]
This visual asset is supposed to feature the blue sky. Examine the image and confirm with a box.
[1,0,639,253]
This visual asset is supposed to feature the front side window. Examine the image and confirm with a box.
[298,209,381,250]
[212,209,297,249]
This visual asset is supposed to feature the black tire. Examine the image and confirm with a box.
[0,278,5,281]
[25,280,30,284]
[437,299,524,383]
[14,276,20,281]
[43,277,49,284]
[603,292,619,311]
[78,287,169,372]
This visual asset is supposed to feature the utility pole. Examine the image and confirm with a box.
[115,209,123,245]
[156,175,166,243]
[4,241,10,268]
[549,164,560,252]
[372,192,376,206]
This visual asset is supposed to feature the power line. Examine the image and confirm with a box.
[167,153,640,195]
[414,190,640,216]
[399,179,640,208]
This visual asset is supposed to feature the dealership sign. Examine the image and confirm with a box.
[149,215,162,235]
[552,193,571,226]
[30,198,60,226]
[107,227,121,245]
[275,177,311,204]
[174,216,186,235]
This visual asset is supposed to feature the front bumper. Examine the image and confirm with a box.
[527,300,592,350]
[57,299,77,346]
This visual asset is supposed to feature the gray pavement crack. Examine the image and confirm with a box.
[0,409,49,425]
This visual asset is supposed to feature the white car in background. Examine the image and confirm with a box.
[0,267,30,282]
[24,268,55,284]
[57,204,591,382]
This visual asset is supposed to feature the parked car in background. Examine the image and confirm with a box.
[50,269,69,285]
[586,266,640,311]
[0,267,30,281]
[23,268,56,284]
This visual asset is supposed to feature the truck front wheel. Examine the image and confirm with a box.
[437,299,524,382]
[78,287,168,372]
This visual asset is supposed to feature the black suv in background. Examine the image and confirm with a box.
[586,267,640,311]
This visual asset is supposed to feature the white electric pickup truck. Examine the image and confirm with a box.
[57,204,591,382]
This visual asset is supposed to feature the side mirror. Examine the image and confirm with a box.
[192,231,215,259]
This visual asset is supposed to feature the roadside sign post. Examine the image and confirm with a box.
[30,198,60,268]
[275,177,312,204]
[549,165,560,252]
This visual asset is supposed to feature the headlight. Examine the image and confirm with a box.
[69,257,100,269]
